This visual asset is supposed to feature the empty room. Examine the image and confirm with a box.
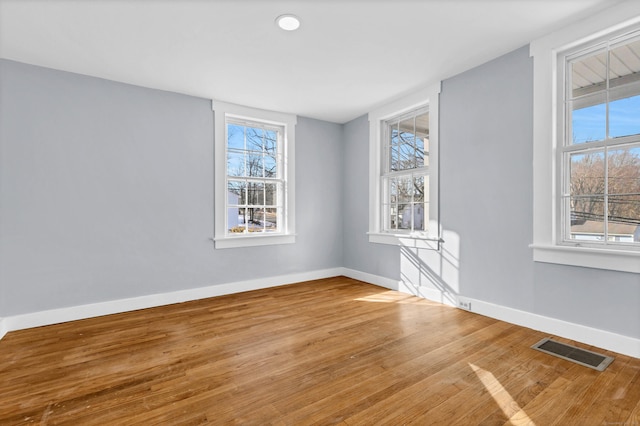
[1,0,639,424]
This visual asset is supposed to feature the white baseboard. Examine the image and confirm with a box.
[340,267,400,290]
[0,318,6,341]
[342,268,639,358]
[2,267,638,359]
[1,267,343,335]
[461,296,640,360]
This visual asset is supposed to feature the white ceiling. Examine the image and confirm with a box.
[0,0,624,123]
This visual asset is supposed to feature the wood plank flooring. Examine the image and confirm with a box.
[0,276,638,425]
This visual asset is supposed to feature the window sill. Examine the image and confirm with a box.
[368,232,441,249]
[215,234,296,249]
[531,243,640,273]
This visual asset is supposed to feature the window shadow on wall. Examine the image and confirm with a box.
[397,230,461,307]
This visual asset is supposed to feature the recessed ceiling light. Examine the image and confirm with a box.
[276,14,301,31]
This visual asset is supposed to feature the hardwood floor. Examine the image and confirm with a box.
[0,276,638,425]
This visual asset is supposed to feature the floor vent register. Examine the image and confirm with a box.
[531,338,614,371]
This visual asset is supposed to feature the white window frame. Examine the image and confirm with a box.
[530,2,640,273]
[213,100,296,249]
[368,83,441,249]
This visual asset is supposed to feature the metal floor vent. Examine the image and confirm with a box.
[531,338,614,371]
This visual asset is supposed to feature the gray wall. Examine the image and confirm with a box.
[440,45,535,311]
[342,115,400,279]
[0,59,343,316]
[1,46,638,340]
[342,46,639,340]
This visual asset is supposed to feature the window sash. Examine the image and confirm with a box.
[381,172,429,233]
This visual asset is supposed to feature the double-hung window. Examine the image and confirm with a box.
[213,101,296,249]
[530,2,640,273]
[561,32,640,249]
[368,84,441,248]
[381,107,430,234]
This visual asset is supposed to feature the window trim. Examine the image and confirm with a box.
[530,2,640,273]
[212,100,296,249]
[367,83,441,249]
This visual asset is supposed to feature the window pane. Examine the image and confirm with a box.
[264,130,277,153]
[608,146,640,195]
[413,203,426,231]
[246,207,264,231]
[264,128,278,178]
[398,204,411,230]
[413,175,425,202]
[265,207,278,232]
[393,177,412,203]
[569,197,605,241]
[246,127,264,151]
[246,154,264,177]
[227,124,245,150]
[416,136,426,167]
[265,182,279,206]
[570,93,606,144]
[398,117,416,170]
[609,94,640,139]
[607,146,640,244]
[254,208,266,230]
[228,180,246,205]
[415,111,429,167]
[264,154,277,177]
[397,143,415,171]
[392,205,399,230]
[228,211,245,232]
[230,207,248,233]
[227,188,244,232]
[227,151,245,177]
[570,49,607,99]
[609,38,640,88]
[387,177,396,204]
[248,182,265,206]
[570,151,605,196]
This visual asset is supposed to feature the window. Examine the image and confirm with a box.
[560,33,640,249]
[213,101,296,249]
[382,108,430,233]
[368,83,441,248]
[530,2,640,273]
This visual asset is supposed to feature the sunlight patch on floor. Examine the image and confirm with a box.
[354,291,440,305]
[469,363,535,425]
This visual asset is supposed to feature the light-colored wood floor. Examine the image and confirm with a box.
[0,277,638,425]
